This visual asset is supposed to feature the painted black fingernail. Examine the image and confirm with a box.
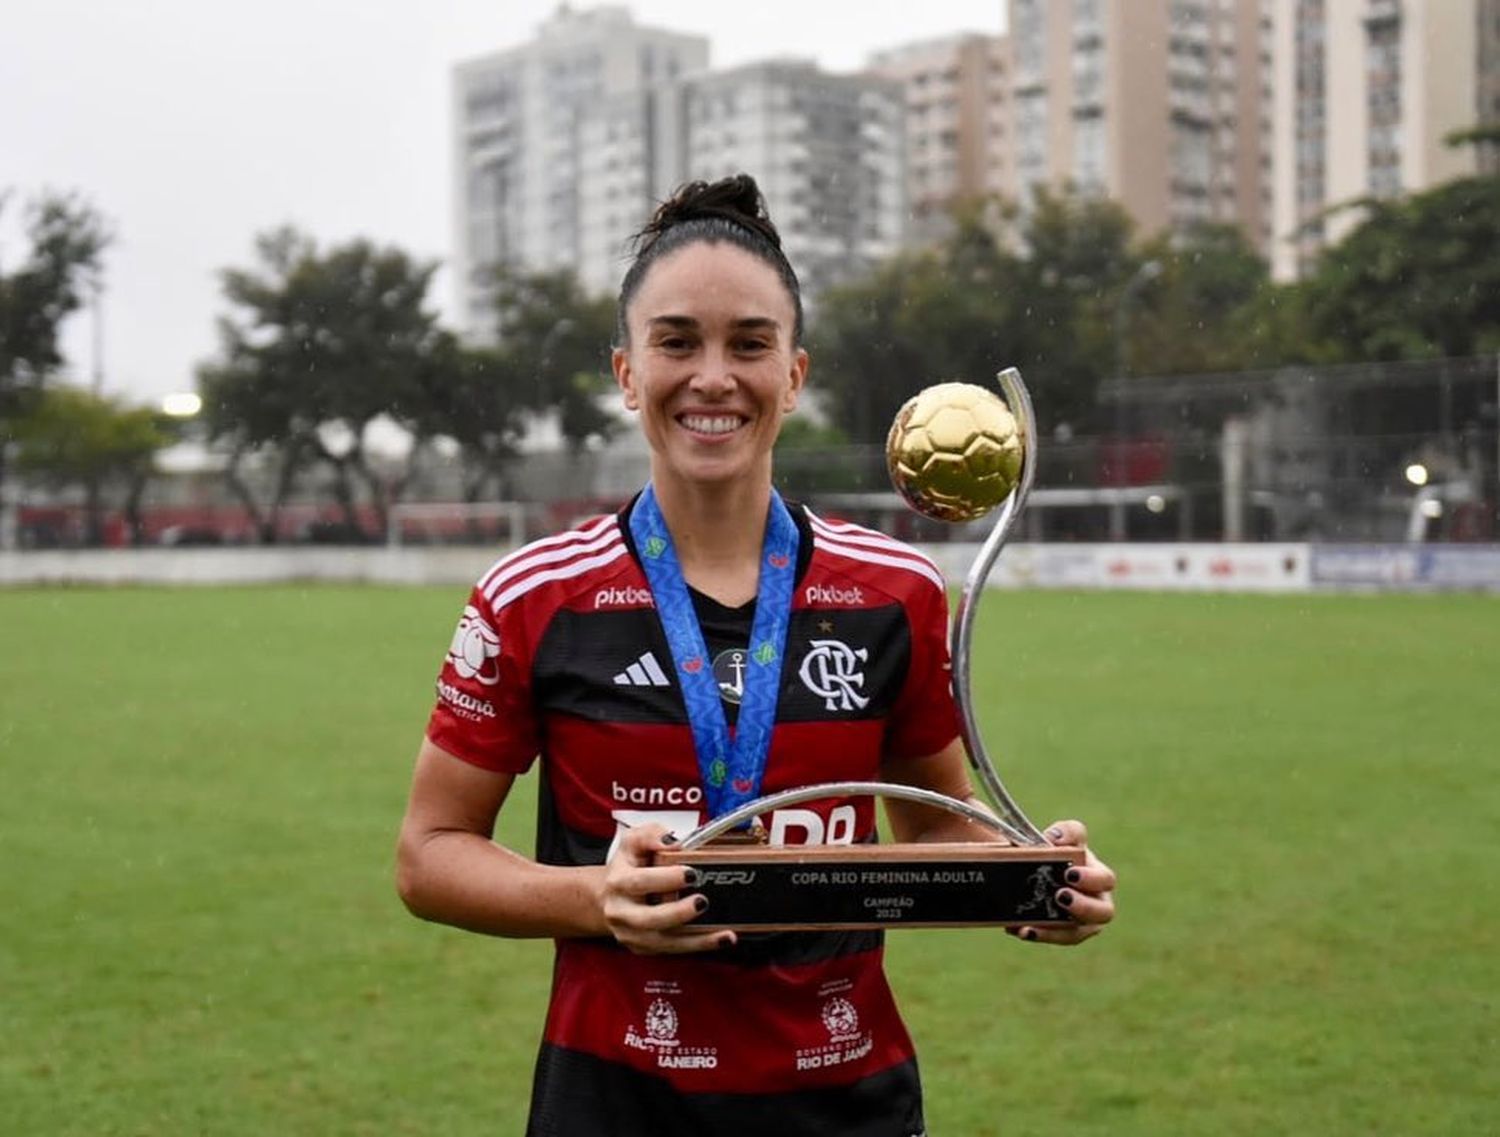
[1022,928,1038,941]
[717,934,735,949]
[693,895,709,913]
[682,867,702,888]
[1065,868,1082,885]
[661,832,678,845]
[645,893,660,906]
[1057,890,1074,908]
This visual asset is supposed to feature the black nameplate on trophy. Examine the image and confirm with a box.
[658,843,1085,930]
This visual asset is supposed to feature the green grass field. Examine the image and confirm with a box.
[2,585,1496,1135]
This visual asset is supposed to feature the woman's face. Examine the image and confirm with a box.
[613,240,807,492]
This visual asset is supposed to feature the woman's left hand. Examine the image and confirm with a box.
[1007,818,1116,946]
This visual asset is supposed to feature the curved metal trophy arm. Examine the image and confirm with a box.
[949,368,1051,847]
[677,781,1012,851]
[679,369,1048,855]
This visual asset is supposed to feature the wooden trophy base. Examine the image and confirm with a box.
[658,842,1084,931]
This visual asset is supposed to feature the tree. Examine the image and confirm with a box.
[199,227,459,541]
[812,190,1141,443]
[487,264,618,451]
[1302,176,1500,361]
[1004,188,1139,429]
[423,342,529,503]
[12,385,172,546]
[0,192,110,521]
[773,416,871,495]
[1127,222,1311,376]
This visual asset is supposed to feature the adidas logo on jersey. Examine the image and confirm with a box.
[613,651,671,688]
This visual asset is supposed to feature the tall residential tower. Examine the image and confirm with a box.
[1006,0,1271,250]
[1269,0,1500,278]
[675,60,907,299]
[868,33,1010,245]
[452,7,708,336]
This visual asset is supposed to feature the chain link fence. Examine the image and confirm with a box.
[8,356,1498,548]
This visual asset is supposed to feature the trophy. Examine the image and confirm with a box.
[657,368,1081,930]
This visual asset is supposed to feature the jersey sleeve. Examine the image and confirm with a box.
[883,577,962,761]
[425,584,540,773]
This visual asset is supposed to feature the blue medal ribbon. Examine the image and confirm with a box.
[630,484,799,820]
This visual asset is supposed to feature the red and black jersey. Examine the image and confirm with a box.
[427,501,960,1137]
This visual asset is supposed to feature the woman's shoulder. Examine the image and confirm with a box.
[799,505,948,601]
[469,512,634,616]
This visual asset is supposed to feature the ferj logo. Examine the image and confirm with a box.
[768,552,790,570]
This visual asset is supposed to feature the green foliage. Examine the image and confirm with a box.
[11,385,172,544]
[1302,176,1500,361]
[1007,189,1138,421]
[811,191,1140,440]
[773,415,877,494]
[1442,122,1500,153]
[13,385,170,484]
[487,263,618,451]
[426,264,618,501]
[1131,224,1272,374]
[426,343,527,501]
[0,191,110,493]
[198,227,460,539]
[2,587,1496,1135]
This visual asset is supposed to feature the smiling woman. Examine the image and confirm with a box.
[394,173,1115,1137]
[612,196,808,583]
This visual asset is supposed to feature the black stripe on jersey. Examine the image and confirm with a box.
[533,606,912,726]
[526,1044,925,1137]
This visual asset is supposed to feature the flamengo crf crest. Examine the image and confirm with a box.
[798,638,870,712]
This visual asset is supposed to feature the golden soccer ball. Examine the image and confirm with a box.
[886,381,1024,523]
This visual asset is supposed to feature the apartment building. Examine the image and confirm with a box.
[454,11,907,330]
[675,60,907,299]
[451,6,707,336]
[1006,0,1270,250]
[1482,0,1500,174]
[868,33,1010,244]
[1268,0,1500,278]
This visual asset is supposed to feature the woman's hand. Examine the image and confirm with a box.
[1007,819,1116,946]
[601,824,738,955]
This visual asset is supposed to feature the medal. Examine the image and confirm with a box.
[629,484,799,819]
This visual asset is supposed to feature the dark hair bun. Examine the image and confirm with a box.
[638,173,784,255]
[616,171,804,346]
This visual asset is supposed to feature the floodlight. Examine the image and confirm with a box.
[161,392,202,417]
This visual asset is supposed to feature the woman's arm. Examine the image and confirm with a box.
[881,739,1116,945]
[395,739,730,952]
[396,738,607,938]
[880,738,1002,845]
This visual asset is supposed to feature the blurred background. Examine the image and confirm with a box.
[5,6,1499,1135]
[3,0,1498,588]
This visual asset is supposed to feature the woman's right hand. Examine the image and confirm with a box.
[601,825,737,955]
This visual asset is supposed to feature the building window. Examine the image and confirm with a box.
[1073,113,1107,191]
[1365,4,1403,197]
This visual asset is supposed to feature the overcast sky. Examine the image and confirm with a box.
[2,0,1006,405]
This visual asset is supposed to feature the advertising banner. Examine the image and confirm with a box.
[1310,545,1500,592]
[920,543,1312,593]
